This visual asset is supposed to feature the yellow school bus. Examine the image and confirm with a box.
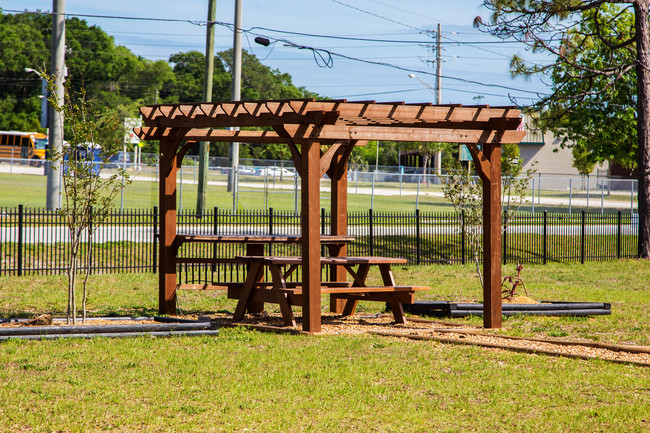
[0,131,47,165]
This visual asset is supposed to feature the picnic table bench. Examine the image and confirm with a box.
[229,255,429,327]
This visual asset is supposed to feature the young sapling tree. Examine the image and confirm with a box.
[45,73,131,324]
[441,142,536,289]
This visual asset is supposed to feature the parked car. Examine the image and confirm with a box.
[256,166,295,177]
[237,166,258,176]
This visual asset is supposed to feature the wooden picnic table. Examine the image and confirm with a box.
[175,234,354,256]
[229,255,429,327]
[174,234,354,293]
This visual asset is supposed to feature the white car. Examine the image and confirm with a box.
[257,166,295,177]
[237,166,258,176]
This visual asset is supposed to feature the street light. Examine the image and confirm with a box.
[25,68,48,129]
[408,73,438,103]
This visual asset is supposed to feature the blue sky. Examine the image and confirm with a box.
[3,0,550,106]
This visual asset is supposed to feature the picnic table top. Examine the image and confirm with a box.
[176,234,355,244]
[234,255,408,265]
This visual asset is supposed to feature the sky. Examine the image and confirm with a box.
[2,0,551,106]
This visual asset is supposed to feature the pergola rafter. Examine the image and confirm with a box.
[135,98,525,333]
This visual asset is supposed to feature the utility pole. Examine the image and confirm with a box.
[435,23,442,176]
[227,0,242,193]
[196,0,217,215]
[47,0,65,210]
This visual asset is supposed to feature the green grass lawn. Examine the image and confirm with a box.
[0,261,648,431]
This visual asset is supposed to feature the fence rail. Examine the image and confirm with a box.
[0,207,639,280]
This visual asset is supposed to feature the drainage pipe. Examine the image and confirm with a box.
[0,321,216,337]
[0,329,219,341]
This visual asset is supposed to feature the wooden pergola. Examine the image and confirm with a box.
[135,99,525,333]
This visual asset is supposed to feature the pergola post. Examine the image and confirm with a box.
[329,146,349,313]
[482,142,502,328]
[159,139,179,315]
[301,140,322,333]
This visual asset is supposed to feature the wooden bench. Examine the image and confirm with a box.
[230,255,429,326]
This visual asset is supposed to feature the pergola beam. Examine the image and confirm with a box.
[135,126,525,145]
[141,101,521,126]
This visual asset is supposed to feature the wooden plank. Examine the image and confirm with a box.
[137,126,526,145]
[175,257,249,264]
[301,140,322,333]
[233,260,264,321]
[483,142,503,329]
[176,234,354,245]
[330,144,349,313]
[301,126,527,144]
[143,110,341,129]
[177,283,239,290]
[269,264,296,327]
[234,256,407,266]
[140,101,521,126]
[228,285,426,296]
[159,137,178,315]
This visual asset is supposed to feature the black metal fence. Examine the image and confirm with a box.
[0,206,639,278]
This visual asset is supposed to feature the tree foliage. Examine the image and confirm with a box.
[0,12,322,158]
[476,0,650,257]
[531,5,636,169]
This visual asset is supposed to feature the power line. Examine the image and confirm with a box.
[5,8,547,98]
[328,0,422,31]
[7,9,528,45]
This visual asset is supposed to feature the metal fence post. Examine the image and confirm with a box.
[179,165,184,212]
[543,210,547,265]
[461,210,466,265]
[502,214,508,265]
[212,207,218,272]
[531,179,535,215]
[269,207,274,235]
[17,204,23,276]
[320,208,325,235]
[369,208,374,257]
[152,206,158,273]
[617,210,622,259]
[631,180,635,216]
[321,208,326,257]
[416,208,421,265]
[581,210,586,264]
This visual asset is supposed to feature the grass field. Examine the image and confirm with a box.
[0,260,648,432]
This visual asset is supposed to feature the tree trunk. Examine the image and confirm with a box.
[635,0,650,258]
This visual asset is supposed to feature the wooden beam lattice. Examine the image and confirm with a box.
[140,98,526,332]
